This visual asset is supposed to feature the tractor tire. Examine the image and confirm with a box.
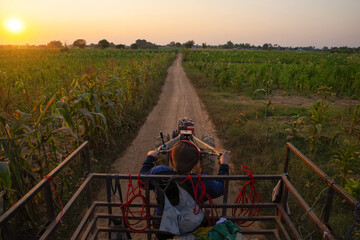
[201,134,215,148]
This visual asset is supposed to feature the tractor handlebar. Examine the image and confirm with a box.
[158,148,222,160]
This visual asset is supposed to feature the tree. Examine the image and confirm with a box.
[47,40,63,49]
[116,44,126,49]
[262,43,273,50]
[73,39,86,49]
[133,39,157,49]
[98,39,110,49]
[226,41,234,49]
[184,40,195,48]
[135,39,147,48]
[168,41,176,47]
[130,43,138,49]
[175,42,182,48]
[202,43,207,49]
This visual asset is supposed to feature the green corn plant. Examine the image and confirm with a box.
[0,91,65,186]
[28,93,60,173]
[253,79,274,119]
[0,114,42,230]
[57,85,108,148]
[0,162,11,191]
[283,115,307,141]
[0,161,12,239]
[304,100,332,155]
[316,85,335,101]
[0,161,11,214]
[349,104,360,135]
[0,72,19,115]
[331,145,360,185]
[345,177,360,200]
[0,90,73,230]
[0,114,37,196]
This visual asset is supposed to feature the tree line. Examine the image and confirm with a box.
[42,39,194,50]
[193,41,360,53]
[71,39,195,49]
[1,39,359,53]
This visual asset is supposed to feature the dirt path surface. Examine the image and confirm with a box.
[111,53,222,174]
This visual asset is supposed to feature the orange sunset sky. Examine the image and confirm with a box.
[1,0,360,47]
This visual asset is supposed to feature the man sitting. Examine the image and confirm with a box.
[140,140,230,237]
[140,140,230,198]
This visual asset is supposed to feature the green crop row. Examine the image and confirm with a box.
[0,49,176,237]
[184,49,360,97]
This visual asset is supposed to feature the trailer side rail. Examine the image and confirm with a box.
[1,141,357,240]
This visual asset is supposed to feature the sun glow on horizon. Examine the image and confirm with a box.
[4,18,25,34]
[0,0,359,47]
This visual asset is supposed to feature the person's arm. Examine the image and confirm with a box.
[203,151,231,198]
[140,155,157,174]
[203,180,225,198]
[218,164,229,175]
[218,151,230,175]
[140,150,159,174]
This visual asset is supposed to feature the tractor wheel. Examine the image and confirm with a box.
[155,132,170,148]
[201,134,215,148]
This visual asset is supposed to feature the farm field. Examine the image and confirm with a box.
[183,49,360,239]
[1,47,359,238]
[184,49,360,97]
[1,0,359,239]
[0,48,176,237]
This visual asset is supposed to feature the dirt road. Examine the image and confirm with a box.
[96,53,265,239]
[96,52,224,238]
[111,53,223,174]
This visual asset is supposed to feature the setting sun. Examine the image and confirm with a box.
[4,18,25,33]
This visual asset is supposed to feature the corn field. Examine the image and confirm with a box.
[184,49,360,97]
[184,48,360,191]
[184,49,360,238]
[0,49,175,233]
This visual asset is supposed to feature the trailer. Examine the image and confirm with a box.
[0,141,358,239]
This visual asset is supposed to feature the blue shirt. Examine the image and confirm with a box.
[140,156,229,199]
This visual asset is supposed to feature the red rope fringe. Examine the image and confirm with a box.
[232,166,263,227]
[43,175,63,224]
[120,174,151,233]
[181,174,218,225]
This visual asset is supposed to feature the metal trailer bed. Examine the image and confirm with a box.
[0,141,358,239]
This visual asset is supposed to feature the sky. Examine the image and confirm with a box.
[1,0,359,48]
